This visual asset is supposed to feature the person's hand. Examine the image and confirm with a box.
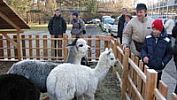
[143,56,149,64]
[123,44,129,50]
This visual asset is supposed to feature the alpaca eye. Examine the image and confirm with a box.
[110,58,114,60]
[78,44,83,47]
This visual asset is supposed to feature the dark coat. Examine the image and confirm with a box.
[117,15,125,37]
[48,15,67,36]
[173,36,177,63]
[141,31,172,70]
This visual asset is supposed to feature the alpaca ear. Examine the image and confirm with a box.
[109,48,113,52]
[67,38,78,46]
[105,48,108,51]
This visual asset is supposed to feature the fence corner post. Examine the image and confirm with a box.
[121,48,130,100]
[145,69,157,100]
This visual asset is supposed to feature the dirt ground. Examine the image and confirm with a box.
[0,62,121,100]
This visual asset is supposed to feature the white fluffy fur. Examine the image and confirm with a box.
[47,48,116,100]
[8,38,89,92]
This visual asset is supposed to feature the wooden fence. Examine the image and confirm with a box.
[0,34,176,100]
[110,38,177,100]
[0,34,112,61]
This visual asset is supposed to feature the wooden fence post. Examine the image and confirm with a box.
[63,35,68,62]
[121,48,130,100]
[145,69,157,100]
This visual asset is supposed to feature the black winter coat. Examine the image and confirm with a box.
[48,15,67,36]
[117,15,125,37]
[141,31,172,70]
[173,36,177,63]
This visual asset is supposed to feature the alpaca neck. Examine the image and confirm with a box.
[94,58,110,81]
[66,48,81,64]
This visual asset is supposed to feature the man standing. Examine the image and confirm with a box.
[48,9,67,57]
[123,3,154,56]
[117,8,128,44]
[164,15,175,37]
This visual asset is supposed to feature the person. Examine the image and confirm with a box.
[173,34,177,94]
[117,8,128,44]
[141,19,172,85]
[122,3,154,56]
[172,22,177,94]
[123,13,132,32]
[71,12,86,37]
[48,9,67,57]
[164,15,175,37]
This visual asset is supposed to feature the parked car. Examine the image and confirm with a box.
[100,18,115,32]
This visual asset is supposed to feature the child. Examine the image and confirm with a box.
[172,22,177,94]
[141,19,172,84]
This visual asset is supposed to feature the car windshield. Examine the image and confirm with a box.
[104,18,114,24]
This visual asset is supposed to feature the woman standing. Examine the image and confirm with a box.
[71,12,86,37]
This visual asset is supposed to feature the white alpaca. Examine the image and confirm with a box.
[47,48,116,100]
[7,38,89,93]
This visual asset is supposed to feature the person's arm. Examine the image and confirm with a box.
[164,20,170,29]
[162,40,172,66]
[79,19,86,33]
[141,39,148,60]
[62,18,67,33]
[48,18,54,35]
[173,37,177,54]
[122,21,132,47]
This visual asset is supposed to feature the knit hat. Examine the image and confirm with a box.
[136,3,147,10]
[72,12,79,17]
[152,19,164,32]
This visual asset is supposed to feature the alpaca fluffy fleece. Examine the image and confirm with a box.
[66,38,90,65]
[7,60,57,92]
[0,74,40,100]
[7,38,89,93]
[47,48,116,100]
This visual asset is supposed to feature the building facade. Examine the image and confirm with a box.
[147,0,177,17]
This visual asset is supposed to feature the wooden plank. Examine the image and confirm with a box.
[87,35,92,61]
[145,69,157,100]
[0,35,3,59]
[128,75,144,100]
[58,35,63,60]
[13,35,18,59]
[51,35,55,60]
[158,80,168,98]
[96,36,100,59]
[154,89,166,100]
[2,33,17,47]
[29,35,32,59]
[6,35,11,59]
[21,35,26,59]
[138,61,144,95]
[0,11,21,31]
[35,35,40,60]
[43,35,48,60]
[172,93,177,100]
[63,35,68,62]
[121,48,130,100]
[16,33,22,60]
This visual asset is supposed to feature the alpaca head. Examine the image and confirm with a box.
[67,38,90,57]
[99,48,116,67]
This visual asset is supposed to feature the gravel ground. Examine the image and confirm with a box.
[0,62,121,100]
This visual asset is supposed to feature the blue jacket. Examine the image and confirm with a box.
[141,31,172,70]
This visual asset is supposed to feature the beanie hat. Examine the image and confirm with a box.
[72,12,79,17]
[152,19,163,32]
[136,3,147,10]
